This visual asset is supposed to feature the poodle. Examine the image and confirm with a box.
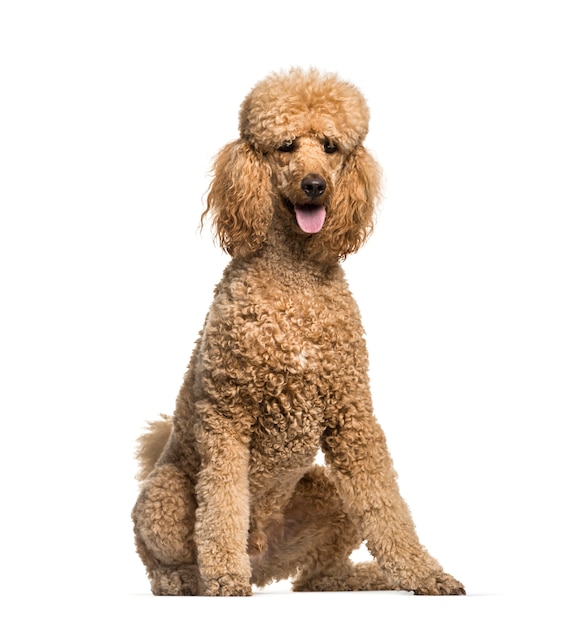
[132,68,465,596]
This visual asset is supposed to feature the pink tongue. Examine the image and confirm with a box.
[294,204,327,234]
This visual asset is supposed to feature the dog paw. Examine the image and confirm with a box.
[412,572,465,596]
[204,574,252,597]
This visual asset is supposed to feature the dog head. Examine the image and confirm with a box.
[204,68,381,262]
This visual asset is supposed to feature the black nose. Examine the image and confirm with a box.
[301,174,326,199]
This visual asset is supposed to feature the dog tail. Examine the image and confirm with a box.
[135,414,173,481]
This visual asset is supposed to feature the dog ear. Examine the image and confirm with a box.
[203,140,273,257]
[315,145,381,262]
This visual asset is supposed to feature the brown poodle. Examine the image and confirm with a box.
[132,68,465,597]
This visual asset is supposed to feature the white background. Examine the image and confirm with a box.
[1,1,581,624]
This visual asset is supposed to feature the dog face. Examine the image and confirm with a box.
[267,133,345,236]
[205,69,381,261]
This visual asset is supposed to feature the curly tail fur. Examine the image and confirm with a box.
[135,415,173,481]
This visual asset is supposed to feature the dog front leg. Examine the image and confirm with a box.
[322,414,465,595]
[193,419,252,596]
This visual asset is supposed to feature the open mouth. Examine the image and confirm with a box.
[284,199,327,234]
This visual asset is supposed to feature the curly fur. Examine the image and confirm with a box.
[132,68,464,597]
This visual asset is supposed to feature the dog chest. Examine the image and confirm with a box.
[196,267,371,443]
[209,272,367,374]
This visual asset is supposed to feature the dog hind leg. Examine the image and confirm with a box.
[293,561,400,592]
[132,463,199,595]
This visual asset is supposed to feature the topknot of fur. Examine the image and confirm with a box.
[239,68,370,153]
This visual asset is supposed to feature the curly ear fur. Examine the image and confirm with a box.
[311,145,381,262]
[203,140,273,257]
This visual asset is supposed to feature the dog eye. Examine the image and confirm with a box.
[323,140,337,154]
[277,140,295,153]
